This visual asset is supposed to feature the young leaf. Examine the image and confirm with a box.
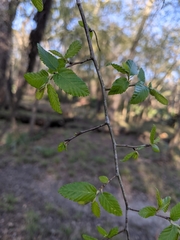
[58,182,97,204]
[99,176,109,184]
[130,81,149,104]
[161,196,171,212]
[109,63,129,74]
[57,142,67,152]
[138,206,157,218]
[138,68,145,82]
[149,88,168,105]
[98,192,122,216]
[24,70,48,88]
[121,151,137,162]
[31,0,43,11]
[151,144,160,153]
[53,68,89,97]
[154,137,161,144]
[96,226,108,237]
[133,151,139,160]
[170,203,180,221]
[78,20,84,27]
[156,188,163,209]
[37,44,59,71]
[107,227,119,238]
[57,59,66,71]
[65,40,82,59]
[126,59,138,76]
[35,87,45,100]
[91,201,100,218]
[47,84,62,114]
[122,62,130,74]
[108,77,129,95]
[49,50,64,58]
[150,124,156,144]
[158,225,179,240]
[78,21,93,38]
[82,234,98,240]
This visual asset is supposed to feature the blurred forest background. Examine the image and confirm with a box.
[0,0,180,239]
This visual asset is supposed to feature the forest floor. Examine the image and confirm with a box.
[0,115,180,240]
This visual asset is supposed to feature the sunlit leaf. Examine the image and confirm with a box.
[161,196,171,212]
[47,84,62,114]
[109,63,128,74]
[82,234,98,240]
[35,87,45,100]
[57,142,67,152]
[170,203,180,221]
[31,0,43,11]
[122,62,130,74]
[98,192,122,216]
[59,182,97,204]
[150,88,168,105]
[158,225,179,240]
[96,226,107,237]
[150,124,156,144]
[138,68,145,82]
[151,144,160,153]
[99,176,109,184]
[37,44,59,71]
[91,201,100,218]
[24,70,48,88]
[155,188,163,209]
[130,81,149,104]
[53,68,89,97]
[107,227,119,238]
[139,206,157,218]
[108,77,129,95]
[121,151,137,162]
[65,40,82,59]
[49,50,64,58]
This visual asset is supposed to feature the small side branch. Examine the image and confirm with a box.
[67,58,92,68]
[64,122,107,143]
[116,144,151,150]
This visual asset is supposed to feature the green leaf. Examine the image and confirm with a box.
[107,227,119,238]
[138,206,157,218]
[78,21,93,39]
[161,196,171,212]
[138,68,145,82]
[156,188,163,209]
[170,203,180,221]
[53,68,89,97]
[91,201,100,218]
[65,40,82,59]
[122,62,130,74]
[58,142,67,152]
[58,182,97,204]
[98,192,122,216]
[121,151,137,162]
[150,124,156,144]
[99,176,109,184]
[151,144,160,153]
[108,77,129,95]
[154,137,161,144]
[24,70,48,88]
[35,87,45,100]
[149,88,168,105]
[57,59,66,71]
[78,21,84,27]
[96,226,108,237]
[31,0,43,11]
[126,59,138,75]
[109,63,129,74]
[82,234,98,240]
[49,50,64,58]
[47,84,62,114]
[158,225,179,240]
[130,81,149,104]
[37,44,59,71]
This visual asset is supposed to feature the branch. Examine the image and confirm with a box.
[128,207,170,221]
[66,58,92,68]
[64,123,107,143]
[116,144,151,150]
[76,1,130,239]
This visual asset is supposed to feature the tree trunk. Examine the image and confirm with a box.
[0,0,19,108]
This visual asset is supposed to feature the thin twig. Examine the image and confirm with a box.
[128,207,170,221]
[116,144,151,150]
[66,58,92,68]
[64,123,107,143]
[76,1,130,239]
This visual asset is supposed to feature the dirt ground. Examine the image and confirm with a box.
[0,119,180,240]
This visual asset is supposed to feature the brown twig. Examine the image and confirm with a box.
[116,144,151,150]
[66,58,92,68]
